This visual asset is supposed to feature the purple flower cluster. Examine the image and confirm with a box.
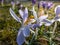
[38,1,53,9]
[9,1,60,45]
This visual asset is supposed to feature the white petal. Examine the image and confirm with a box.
[39,15,48,22]
[54,16,60,22]
[57,18,60,22]
[50,19,55,23]
[45,23,52,26]
[39,22,43,26]
[23,7,28,23]
[31,6,37,20]
[24,7,28,14]
[29,19,36,23]
[9,8,21,23]
[55,5,60,16]
[43,19,54,26]
[19,9,24,18]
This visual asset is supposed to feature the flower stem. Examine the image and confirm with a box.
[28,34,35,45]
[25,39,29,45]
[35,28,39,39]
[52,22,57,38]
[49,22,57,45]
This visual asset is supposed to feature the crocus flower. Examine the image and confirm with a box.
[9,7,32,45]
[47,2,53,9]
[42,5,60,26]
[9,4,60,45]
[31,6,54,27]
[44,5,60,26]
[11,1,15,10]
[40,5,60,26]
[42,1,48,9]
[38,1,54,9]
[31,0,36,5]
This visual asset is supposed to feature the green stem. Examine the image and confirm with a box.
[52,22,57,38]
[28,27,39,45]
[49,22,57,45]
[35,28,39,39]
[28,34,35,45]
[24,39,29,45]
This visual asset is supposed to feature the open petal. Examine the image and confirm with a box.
[45,23,52,26]
[31,24,39,30]
[42,19,52,23]
[31,6,37,20]
[57,19,60,22]
[39,15,48,22]
[47,2,53,9]
[19,7,28,23]
[42,19,54,26]
[42,1,48,8]
[9,8,21,23]
[17,30,25,45]
[19,9,24,18]
[29,19,36,23]
[54,16,60,22]
[23,7,28,23]
[23,26,30,37]
[55,5,60,16]
[39,22,43,26]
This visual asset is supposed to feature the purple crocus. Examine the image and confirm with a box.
[38,1,54,9]
[47,2,53,9]
[11,1,15,10]
[31,5,54,27]
[31,0,36,5]
[9,4,60,45]
[42,1,48,9]
[9,8,31,45]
